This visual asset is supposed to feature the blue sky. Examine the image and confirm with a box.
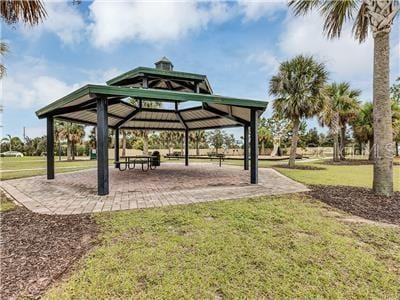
[1,0,399,139]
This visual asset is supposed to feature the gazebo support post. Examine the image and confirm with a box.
[114,128,119,168]
[244,125,249,170]
[46,116,54,180]
[97,97,109,195]
[250,109,258,184]
[185,129,189,166]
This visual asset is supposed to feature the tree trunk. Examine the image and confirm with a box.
[122,130,126,157]
[288,118,300,168]
[66,140,72,161]
[261,142,265,156]
[271,137,280,157]
[332,113,340,162]
[143,130,149,155]
[196,140,199,156]
[339,125,346,160]
[372,32,393,196]
[72,141,75,161]
[368,137,374,161]
[396,141,399,157]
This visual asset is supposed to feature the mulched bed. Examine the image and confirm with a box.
[308,185,400,226]
[321,159,400,166]
[1,204,99,299]
[273,165,326,170]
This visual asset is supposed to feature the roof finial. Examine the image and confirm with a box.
[155,56,173,71]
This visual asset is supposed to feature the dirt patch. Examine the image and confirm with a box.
[307,185,400,226]
[1,206,99,299]
[273,165,326,171]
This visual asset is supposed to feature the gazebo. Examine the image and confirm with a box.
[36,58,268,195]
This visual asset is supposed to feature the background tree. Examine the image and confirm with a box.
[1,134,13,151]
[270,55,327,168]
[319,82,361,161]
[190,130,206,156]
[265,115,290,157]
[258,118,271,155]
[128,99,162,154]
[288,0,399,195]
[160,131,175,154]
[207,129,225,153]
[352,102,374,160]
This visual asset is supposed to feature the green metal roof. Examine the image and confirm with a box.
[106,67,207,86]
[35,85,268,118]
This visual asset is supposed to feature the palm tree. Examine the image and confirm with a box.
[319,82,361,161]
[288,0,399,196]
[69,125,85,160]
[128,99,162,154]
[352,103,374,160]
[270,55,328,168]
[189,130,206,156]
[1,0,46,78]
[258,119,271,155]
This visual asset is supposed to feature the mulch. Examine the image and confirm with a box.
[1,203,99,299]
[321,159,400,166]
[307,185,400,226]
[273,165,326,170]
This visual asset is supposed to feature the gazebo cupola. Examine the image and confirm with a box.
[155,56,173,71]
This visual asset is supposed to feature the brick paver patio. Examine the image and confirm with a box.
[0,163,308,215]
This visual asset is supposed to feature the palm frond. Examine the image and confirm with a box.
[288,0,322,16]
[1,0,46,26]
[320,0,359,39]
[352,1,369,43]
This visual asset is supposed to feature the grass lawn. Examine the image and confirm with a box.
[0,193,16,212]
[273,160,400,191]
[0,156,101,180]
[46,194,400,299]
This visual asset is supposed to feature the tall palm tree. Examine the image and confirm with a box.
[128,99,162,154]
[270,55,328,168]
[288,0,399,195]
[69,125,85,160]
[1,0,46,78]
[189,130,206,156]
[319,82,361,161]
[55,122,85,160]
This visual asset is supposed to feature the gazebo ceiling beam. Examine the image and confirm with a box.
[115,108,141,128]
[55,116,100,127]
[175,101,188,130]
[120,126,186,131]
[188,124,242,131]
[202,103,250,126]
[184,115,221,123]
[88,109,123,120]
[128,118,180,123]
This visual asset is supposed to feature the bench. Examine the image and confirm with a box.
[115,157,157,172]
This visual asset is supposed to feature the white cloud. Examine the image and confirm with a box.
[1,75,79,109]
[278,12,373,79]
[88,0,233,49]
[239,0,286,21]
[247,51,280,74]
[21,1,86,45]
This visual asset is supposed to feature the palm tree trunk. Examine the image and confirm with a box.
[143,130,149,155]
[372,32,393,196]
[368,137,374,161]
[196,140,199,156]
[72,141,75,161]
[122,130,126,157]
[339,126,346,160]
[396,141,399,157]
[67,140,72,161]
[288,118,300,168]
[261,142,265,156]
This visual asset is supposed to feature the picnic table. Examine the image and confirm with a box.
[116,155,157,171]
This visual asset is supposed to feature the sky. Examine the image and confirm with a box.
[1,0,399,140]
